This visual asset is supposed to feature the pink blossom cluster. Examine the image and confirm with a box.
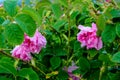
[11,29,47,61]
[77,23,103,50]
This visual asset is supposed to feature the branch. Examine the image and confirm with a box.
[0,50,46,76]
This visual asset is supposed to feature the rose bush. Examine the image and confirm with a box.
[0,0,120,80]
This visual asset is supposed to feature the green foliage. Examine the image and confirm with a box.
[0,33,5,48]
[1,0,120,80]
[113,0,120,8]
[78,57,90,74]
[102,24,116,43]
[53,20,66,32]
[4,23,24,45]
[59,0,68,8]
[50,56,61,70]
[22,6,42,26]
[0,62,17,76]
[18,68,39,80]
[57,70,68,80]
[3,0,17,16]
[15,14,36,37]
[116,23,120,37]
[97,15,106,31]
[51,4,63,19]
[112,51,120,63]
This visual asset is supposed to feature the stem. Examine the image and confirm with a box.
[99,62,106,80]
[28,62,46,75]
[0,50,46,76]
[0,49,12,51]
[0,50,16,59]
[67,0,71,64]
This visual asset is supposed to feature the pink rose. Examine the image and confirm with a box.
[11,29,47,61]
[11,45,32,61]
[77,23,103,50]
[22,30,47,53]
[30,29,47,53]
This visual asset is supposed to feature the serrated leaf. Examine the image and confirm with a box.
[18,68,39,80]
[51,4,62,19]
[4,23,24,45]
[112,51,120,63]
[22,6,42,26]
[15,14,36,37]
[53,20,66,32]
[102,24,116,43]
[0,62,17,76]
[50,57,61,70]
[3,0,17,16]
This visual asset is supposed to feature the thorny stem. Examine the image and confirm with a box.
[0,50,46,76]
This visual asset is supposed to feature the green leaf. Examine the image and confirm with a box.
[15,14,36,37]
[50,56,61,70]
[90,60,102,69]
[3,0,17,16]
[98,54,110,62]
[0,76,12,80]
[87,49,98,58]
[112,51,120,63]
[70,11,80,20]
[0,62,17,76]
[59,0,68,8]
[2,20,10,27]
[51,4,62,19]
[0,33,5,48]
[78,57,90,74]
[0,17,4,24]
[4,23,24,45]
[18,68,39,80]
[110,9,120,18]
[22,6,42,26]
[55,49,67,56]
[116,23,120,37]
[97,15,106,31]
[102,24,116,43]
[113,0,120,8]
[53,20,66,32]
[57,70,68,80]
